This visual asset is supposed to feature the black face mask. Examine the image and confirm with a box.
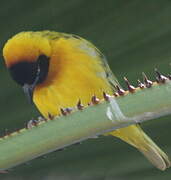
[9,55,49,104]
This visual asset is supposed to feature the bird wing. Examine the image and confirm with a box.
[39,30,120,91]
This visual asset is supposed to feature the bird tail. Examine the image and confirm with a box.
[108,124,171,170]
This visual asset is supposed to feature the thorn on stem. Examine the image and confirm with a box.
[155,68,167,83]
[137,79,145,89]
[115,85,125,96]
[77,99,84,110]
[113,92,119,97]
[91,95,100,104]
[26,119,39,129]
[60,108,67,116]
[142,72,153,88]
[124,77,136,92]
[65,107,72,114]
[168,74,171,80]
[103,92,110,101]
[48,113,54,120]
[37,116,46,122]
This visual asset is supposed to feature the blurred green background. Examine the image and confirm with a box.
[0,0,171,179]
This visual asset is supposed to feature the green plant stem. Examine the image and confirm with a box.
[0,81,171,171]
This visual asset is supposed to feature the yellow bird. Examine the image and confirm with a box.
[3,31,170,170]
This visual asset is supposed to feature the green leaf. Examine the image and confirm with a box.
[0,81,171,171]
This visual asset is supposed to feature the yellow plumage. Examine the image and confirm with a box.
[34,36,113,116]
[3,31,171,170]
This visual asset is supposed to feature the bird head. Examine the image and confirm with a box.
[3,32,51,103]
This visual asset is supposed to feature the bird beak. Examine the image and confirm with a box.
[23,84,35,104]
[22,65,41,104]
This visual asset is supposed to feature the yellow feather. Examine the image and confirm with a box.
[34,36,113,116]
[3,31,171,170]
